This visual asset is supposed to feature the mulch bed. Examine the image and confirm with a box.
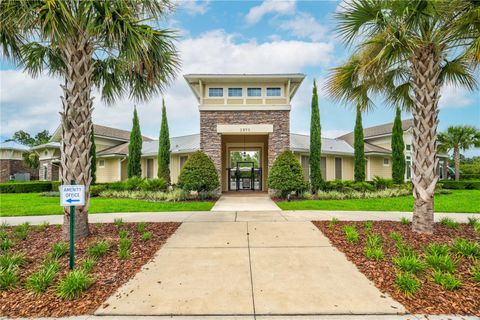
[1,222,180,318]
[313,220,480,316]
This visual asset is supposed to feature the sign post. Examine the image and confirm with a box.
[60,182,85,270]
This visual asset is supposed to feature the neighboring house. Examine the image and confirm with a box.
[31,73,449,190]
[0,141,38,182]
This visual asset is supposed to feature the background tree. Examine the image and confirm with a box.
[309,80,323,193]
[128,107,143,178]
[391,107,406,184]
[6,129,52,169]
[438,126,480,181]
[157,99,171,183]
[353,105,365,182]
[331,0,478,233]
[0,0,180,238]
[90,127,96,184]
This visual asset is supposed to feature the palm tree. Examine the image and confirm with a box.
[438,126,480,181]
[0,0,180,239]
[331,0,478,233]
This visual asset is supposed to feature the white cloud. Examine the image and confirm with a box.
[0,30,334,140]
[439,84,474,109]
[174,0,210,16]
[336,0,353,13]
[279,12,327,41]
[245,0,296,25]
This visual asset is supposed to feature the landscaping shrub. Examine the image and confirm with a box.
[400,217,411,225]
[87,240,110,259]
[372,176,394,190]
[389,231,403,244]
[118,230,129,239]
[0,238,13,252]
[0,252,25,269]
[100,189,189,202]
[140,178,167,191]
[268,150,306,198]
[393,255,425,274]
[114,218,124,228]
[118,238,132,260]
[26,260,59,294]
[440,180,480,190]
[0,265,19,291]
[396,243,417,258]
[440,217,460,229]
[366,233,382,247]
[467,216,478,226]
[14,222,30,240]
[309,188,410,200]
[426,253,457,273]
[471,264,480,282]
[178,151,219,193]
[80,258,96,273]
[432,270,462,290]
[395,272,420,296]
[125,176,144,191]
[50,242,69,259]
[56,270,94,299]
[0,181,59,194]
[451,238,480,258]
[343,225,359,243]
[364,246,384,260]
[364,220,373,233]
[36,221,50,232]
[137,222,146,233]
[425,243,450,256]
[89,184,107,197]
[142,231,152,241]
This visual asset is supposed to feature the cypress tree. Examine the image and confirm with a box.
[309,80,323,193]
[158,99,171,183]
[354,104,365,182]
[391,107,406,184]
[90,125,96,184]
[127,107,143,178]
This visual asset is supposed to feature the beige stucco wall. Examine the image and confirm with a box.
[294,153,355,181]
[38,148,60,160]
[0,150,24,160]
[96,158,121,183]
[201,82,289,106]
[367,156,392,180]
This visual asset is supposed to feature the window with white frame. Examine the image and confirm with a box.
[208,88,223,97]
[99,159,105,168]
[43,164,48,180]
[406,144,411,151]
[266,87,281,97]
[247,88,262,97]
[383,158,390,166]
[406,156,411,180]
[228,88,242,97]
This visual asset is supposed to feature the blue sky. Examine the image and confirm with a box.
[1,0,479,156]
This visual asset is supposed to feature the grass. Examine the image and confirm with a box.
[451,238,480,258]
[86,240,110,259]
[440,217,460,229]
[118,238,132,260]
[56,270,94,299]
[0,193,215,217]
[50,242,69,259]
[432,270,462,290]
[343,225,359,243]
[0,252,25,269]
[26,260,59,294]
[426,253,457,273]
[276,190,480,213]
[395,272,421,296]
[141,231,152,241]
[393,255,425,274]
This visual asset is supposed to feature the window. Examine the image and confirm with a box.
[321,157,327,179]
[247,88,262,97]
[335,157,342,180]
[44,151,48,156]
[383,158,390,166]
[266,87,281,96]
[228,88,242,97]
[146,159,154,179]
[43,164,48,180]
[406,144,411,151]
[301,155,310,182]
[208,88,223,97]
[180,156,188,170]
[98,160,105,168]
[406,156,412,180]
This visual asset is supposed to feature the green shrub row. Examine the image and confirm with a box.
[439,180,480,190]
[0,181,61,194]
[91,177,167,196]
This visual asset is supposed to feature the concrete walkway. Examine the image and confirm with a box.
[96,221,404,316]
[211,193,280,211]
[1,210,477,226]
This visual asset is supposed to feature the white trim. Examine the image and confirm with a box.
[225,142,265,192]
[383,158,390,166]
[367,156,372,181]
[199,105,291,111]
[118,158,122,181]
[98,159,105,168]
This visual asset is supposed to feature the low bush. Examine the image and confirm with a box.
[396,243,417,258]
[118,230,128,239]
[87,240,110,259]
[440,180,480,190]
[137,222,146,233]
[0,265,19,291]
[343,225,359,243]
[14,222,30,240]
[395,272,420,296]
[56,270,94,299]
[0,181,59,193]
[118,238,132,260]
[305,188,411,201]
[178,151,219,194]
[26,260,59,294]
[393,255,425,274]
[50,242,69,259]
[425,243,450,256]
[400,217,411,225]
[0,252,25,269]
[140,178,167,192]
[471,264,480,282]
[366,233,382,248]
[440,217,460,229]
[80,258,96,273]
[142,231,152,241]
[267,150,306,198]
[89,185,107,197]
[0,238,13,251]
[451,238,480,258]
[372,176,394,190]
[389,231,403,244]
[114,218,124,228]
[467,217,478,226]
[36,221,50,232]
[99,188,190,202]
[364,220,373,233]
[426,253,457,273]
[327,217,339,229]
[364,246,384,260]
[432,271,462,290]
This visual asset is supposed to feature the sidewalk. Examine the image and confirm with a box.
[3,315,479,319]
[211,193,280,211]
[1,210,477,226]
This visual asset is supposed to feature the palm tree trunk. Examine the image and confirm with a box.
[410,44,441,234]
[454,147,460,181]
[60,36,94,240]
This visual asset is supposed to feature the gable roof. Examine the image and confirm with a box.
[50,124,153,143]
[0,141,29,152]
[339,119,414,140]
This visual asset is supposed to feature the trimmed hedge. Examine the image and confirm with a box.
[0,181,60,193]
[268,150,306,198]
[440,180,480,190]
[178,151,219,193]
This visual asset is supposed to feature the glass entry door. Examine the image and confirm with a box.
[227,151,262,191]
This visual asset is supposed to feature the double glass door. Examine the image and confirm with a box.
[228,151,262,191]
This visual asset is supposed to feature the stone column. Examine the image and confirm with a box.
[200,112,222,190]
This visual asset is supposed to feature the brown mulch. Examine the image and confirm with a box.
[0,222,180,318]
[313,220,480,316]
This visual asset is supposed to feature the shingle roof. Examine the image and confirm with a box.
[93,124,153,142]
[340,119,413,140]
[0,141,29,151]
[337,134,391,154]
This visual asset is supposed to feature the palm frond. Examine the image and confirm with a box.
[440,57,478,90]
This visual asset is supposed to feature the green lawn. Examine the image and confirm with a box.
[276,190,480,213]
[0,193,214,217]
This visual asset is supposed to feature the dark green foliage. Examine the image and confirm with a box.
[125,176,144,190]
[0,181,59,193]
[395,272,420,296]
[90,126,96,184]
[26,260,59,294]
[158,100,171,184]
[141,178,167,191]
[118,238,132,260]
[268,150,306,198]
[50,242,69,259]
[87,240,110,259]
[7,130,51,170]
[323,180,376,192]
[393,255,425,274]
[127,107,143,178]
[372,176,394,190]
[440,180,480,190]
[432,271,462,290]
[354,105,365,182]
[451,238,480,258]
[0,265,19,291]
[391,107,406,184]
[309,80,323,192]
[178,151,219,192]
[56,270,94,299]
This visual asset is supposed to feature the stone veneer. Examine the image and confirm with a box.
[0,159,39,182]
[39,159,60,181]
[200,110,290,186]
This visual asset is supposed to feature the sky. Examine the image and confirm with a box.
[1,0,479,156]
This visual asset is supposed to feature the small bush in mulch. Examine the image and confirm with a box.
[0,221,180,317]
[313,220,480,316]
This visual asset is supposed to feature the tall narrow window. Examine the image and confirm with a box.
[335,157,342,180]
[180,156,188,170]
[301,155,310,181]
[321,157,327,179]
[208,88,223,97]
[147,159,154,179]
[43,164,48,180]
[406,156,411,180]
[247,88,261,97]
[228,88,242,97]
[266,87,281,96]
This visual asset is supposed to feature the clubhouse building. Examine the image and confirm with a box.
[28,74,449,191]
